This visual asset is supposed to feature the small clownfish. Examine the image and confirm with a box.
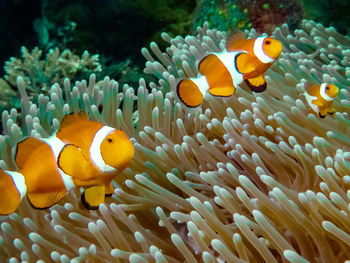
[176,33,282,108]
[303,82,339,118]
[0,113,134,215]
[55,112,135,209]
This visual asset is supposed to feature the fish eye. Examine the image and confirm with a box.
[107,138,113,143]
[265,40,271,45]
[326,86,330,90]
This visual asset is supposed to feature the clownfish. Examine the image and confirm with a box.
[55,112,135,209]
[303,82,339,118]
[225,32,282,92]
[0,113,134,214]
[176,33,282,108]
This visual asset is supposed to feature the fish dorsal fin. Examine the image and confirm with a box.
[226,32,247,51]
[15,137,43,170]
[58,112,89,133]
[303,81,317,93]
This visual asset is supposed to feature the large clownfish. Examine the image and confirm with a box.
[303,82,339,118]
[0,113,134,215]
[176,33,282,108]
[55,112,135,209]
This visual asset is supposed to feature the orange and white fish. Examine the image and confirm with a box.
[56,112,134,209]
[0,136,76,214]
[176,33,282,107]
[226,32,282,92]
[303,82,339,118]
[0,113,134,214]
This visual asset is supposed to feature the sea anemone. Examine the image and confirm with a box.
[0,20,349,262]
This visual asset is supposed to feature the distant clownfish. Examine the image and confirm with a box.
[0,113,134,215]
[303,82,339,118]
[176,33,282,108]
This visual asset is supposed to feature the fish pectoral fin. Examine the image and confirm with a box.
[176,78,204,108]
[81,185,105,209]
[245,75,267,93]
[58,144,95,181]
[311,99,323,106]
[208,86,236,97]
[27,191,67,209]
[236,53,256,74]
[105,183,114,196]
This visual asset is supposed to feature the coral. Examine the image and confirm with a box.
[3,46,101,105]
[0,78,17,112]
[0,20,350,262]
[193,0,250,32]
[237,0,303,34]
[193,0,303,35]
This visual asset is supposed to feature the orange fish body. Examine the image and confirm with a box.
[176,33,282,108]
[56,113,134,209]
[303,83,339,118]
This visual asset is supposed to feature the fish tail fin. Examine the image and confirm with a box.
[0,170,26,215]
[176,76,208,108]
